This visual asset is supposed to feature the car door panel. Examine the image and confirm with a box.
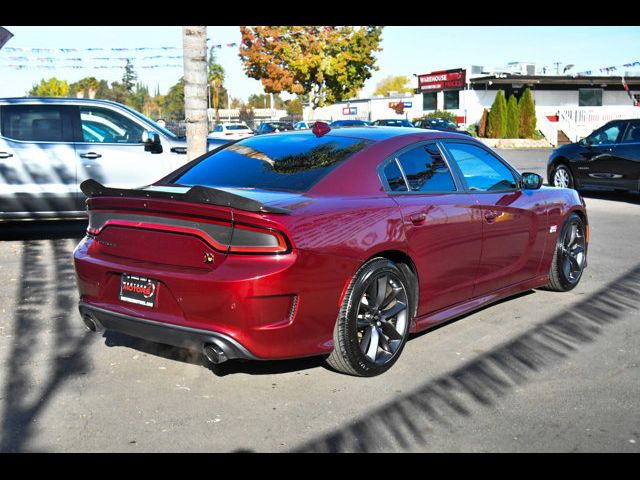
[0,104,78,217]
[471,190,547,297]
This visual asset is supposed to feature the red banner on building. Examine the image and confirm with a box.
[418,68,466,92]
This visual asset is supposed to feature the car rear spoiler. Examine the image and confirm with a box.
[79,179,291,215]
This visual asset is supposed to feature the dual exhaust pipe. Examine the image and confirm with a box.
[82,312,229,365]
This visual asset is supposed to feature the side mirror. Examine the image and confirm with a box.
[521,172,543,190]
[142,130,162,154]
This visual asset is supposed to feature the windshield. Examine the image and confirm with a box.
[173,133,372,193]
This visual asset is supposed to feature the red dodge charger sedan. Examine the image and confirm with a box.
[74,125,588,376]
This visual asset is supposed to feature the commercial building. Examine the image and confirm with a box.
[304,62,640,145]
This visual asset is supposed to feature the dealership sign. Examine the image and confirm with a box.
[342,106,357,115]
[418,68,466,92]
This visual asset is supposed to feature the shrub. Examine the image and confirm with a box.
[519,88,537,139]
[422,110,458,123]
[478,108,489,137]
[487,90,507,138]
[506,94,520,138]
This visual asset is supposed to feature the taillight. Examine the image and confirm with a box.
[229,223,290,254]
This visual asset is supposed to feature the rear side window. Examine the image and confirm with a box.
[394,143,457,193]
[174,133,372,193]
[383,160,408,192]
[1,105,71,142]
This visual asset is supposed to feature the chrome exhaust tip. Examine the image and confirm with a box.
[203,343,228,364]
[82,313,99,332]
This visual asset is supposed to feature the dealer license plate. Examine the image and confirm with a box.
[119,274,158,308]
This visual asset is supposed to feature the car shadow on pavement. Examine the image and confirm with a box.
[0,237,94,452]
[0,220,87,241]
[292,263,640,452]
[102,331,328,377]
[579,190,640,205]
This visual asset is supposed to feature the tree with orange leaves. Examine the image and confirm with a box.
[239,26,383,111]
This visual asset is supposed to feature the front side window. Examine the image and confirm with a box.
[445,142,517,192]
[588,123,623,145]
[79,107,144,144]
[393,143,457,193]
[0,105,69,142]
[173,134,372,193]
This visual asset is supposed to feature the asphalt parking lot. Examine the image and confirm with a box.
[0,149,639,452]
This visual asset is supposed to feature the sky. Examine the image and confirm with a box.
[1,26,640,101]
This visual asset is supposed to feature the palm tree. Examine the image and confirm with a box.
[182,26,208,160]
[208,47,225,126]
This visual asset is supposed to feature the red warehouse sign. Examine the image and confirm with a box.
[418,68,466,92]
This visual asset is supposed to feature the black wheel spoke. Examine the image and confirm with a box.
[382,301,407,320]
[371,275,388,309]
[381,286,402,310]
[378,329,393,353]
[379,319,403,341]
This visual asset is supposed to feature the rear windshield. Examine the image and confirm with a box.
[226,124,250,130]
[173,133,372,193]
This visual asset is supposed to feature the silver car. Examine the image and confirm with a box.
[0,97,229,220]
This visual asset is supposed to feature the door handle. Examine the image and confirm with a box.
[0,152,13,159]
[409,213,427,225]
[484,210,500,223]
[80,152,102,159]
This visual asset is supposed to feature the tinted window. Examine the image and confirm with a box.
[383,160,408,192]
[589,123,622,145]
[422,92,437,110]
[1,105,68,142]
[444,91,459,109]
[622,122,640,143]
[80,107,144,144]
[579,88,603,107]
[395,144,456,193]
[226,125,249,131]
[174,134,372,193]
[445,143,517,192]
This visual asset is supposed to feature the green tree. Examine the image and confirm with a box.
[423,110,458,123]
[373,75,412,96]
[28,77,69,97]
[164,78,185,120]
[286,98,303,117]
[129,82,150,113]
[239,26,383,109]
[519,88,537,139]
[487,90,507,138]
[506,94,520,138]
[122,59,137,94]
[208,47,225,124]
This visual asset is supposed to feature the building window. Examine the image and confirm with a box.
[422,92,437,111]
[444,90,460,110]
[579,88,603,107]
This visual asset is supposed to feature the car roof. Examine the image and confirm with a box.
[0,96,133,108]
[266,126,468,142]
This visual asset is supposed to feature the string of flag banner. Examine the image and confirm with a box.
[576,61,640,76]
[0,43,239,70]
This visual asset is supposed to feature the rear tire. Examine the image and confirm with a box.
[326,258,413,377]
[545,213,587,292]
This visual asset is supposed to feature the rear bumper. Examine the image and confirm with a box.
[79,303,258,361]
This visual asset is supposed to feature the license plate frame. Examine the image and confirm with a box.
[119,274,159,308]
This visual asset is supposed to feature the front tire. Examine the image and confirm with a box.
[551,164,574,189]
[545,213,587,292]
[327,258,413,377]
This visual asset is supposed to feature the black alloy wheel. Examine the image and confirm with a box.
[327,258,413,377]
[545,213,587,291]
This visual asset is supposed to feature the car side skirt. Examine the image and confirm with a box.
[411,274,549,333]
